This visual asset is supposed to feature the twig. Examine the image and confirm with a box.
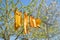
[15,28,24,40]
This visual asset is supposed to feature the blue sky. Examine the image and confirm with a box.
[0,0,60,40]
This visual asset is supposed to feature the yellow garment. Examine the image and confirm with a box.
[36,18,41,27]
[24,12,29,34]
[14,9,22,30]
[30,16,36,27]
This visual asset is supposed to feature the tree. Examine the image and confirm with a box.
[0,0,60,40]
